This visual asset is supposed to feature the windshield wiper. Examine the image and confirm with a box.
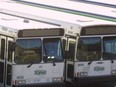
[88,60,93,65]
[27,59,35,68]
[53,59,56,66]
[111,59,114,63]
[88,56,94,65]
[27,63,33,68]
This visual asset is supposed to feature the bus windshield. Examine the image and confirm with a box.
[77,37,101,61]
[43,38,63,62]
[14,39,42,64]
[14,38,63,64]
[103,36,116,60]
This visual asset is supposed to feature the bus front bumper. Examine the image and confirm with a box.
[73,75,116,85]
[13,82,65,87]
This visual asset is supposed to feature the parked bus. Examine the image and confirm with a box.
[0,2,116,87]
[14,17,116,87]
[0,14,17,87]
[0,13,68,87]
[72,25,116,86]
[14,25,78,87]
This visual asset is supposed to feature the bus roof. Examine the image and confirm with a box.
[74,0,116,8]
[83,0,116,5]
[0,13,60,30]
[0,2,115,27]
[13,0,116,22]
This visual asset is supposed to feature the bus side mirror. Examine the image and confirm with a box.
[9,42,16,51]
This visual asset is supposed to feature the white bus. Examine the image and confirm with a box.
[14,26,78,87]
[0,14,17,87]
[72,25,116,86]
[0,2,116,87]
[13,17,116,87]
[0,13,78,87]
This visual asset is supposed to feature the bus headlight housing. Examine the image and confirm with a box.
[80,72,88,77]
[18,80,26,84]
[13,80,26,85]
[111,70,116,75]
[76,72,88,77]
[52,77,63,82]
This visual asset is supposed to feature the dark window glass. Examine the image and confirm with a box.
[0,62,4,83]
[68,41,76,61]
[63,39,66,51]
[7,64,12,85]
[103,36,116,60]
[81,26,116,35]
[14,39,42,64]
[1,39,5,60]
[8,41,13,62]
[77,37,101,61]
[43,38,63,63]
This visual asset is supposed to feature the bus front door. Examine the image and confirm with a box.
[0,36,7,87]
[6,37,14,87]
[66,38,76,82]
[0,36,14,87]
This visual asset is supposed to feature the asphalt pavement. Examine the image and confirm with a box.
[78,83,116,87]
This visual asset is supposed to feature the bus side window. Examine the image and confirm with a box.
[68,41,76,61]
[63,39,66,51]
[1,39,5,60]
[8,41,13,62]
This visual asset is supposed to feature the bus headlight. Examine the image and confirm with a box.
[111,70,116,75]
[18,80,26,84]
[13,80,26,85]
[80,72,88,77]
[52,77,62,82]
